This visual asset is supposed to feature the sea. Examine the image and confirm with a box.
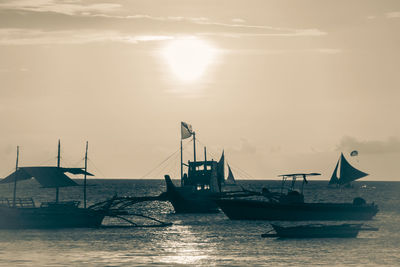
[0,179,399,266]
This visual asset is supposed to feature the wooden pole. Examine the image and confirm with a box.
[193,132,196,168]
[180,140,183,186]
[12,146,19,208]
[204,146,208,179]
[84,141,88,208]
[56,139,60,203]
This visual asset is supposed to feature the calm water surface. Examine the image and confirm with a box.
[0,179,399,266]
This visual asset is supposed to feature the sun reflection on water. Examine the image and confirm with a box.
[159,223,214,265]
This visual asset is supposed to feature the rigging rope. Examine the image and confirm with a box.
[141,148,180,179]
[141,140,194,179]
[87,158,107,178]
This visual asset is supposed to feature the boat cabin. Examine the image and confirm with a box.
[182,160,219,192]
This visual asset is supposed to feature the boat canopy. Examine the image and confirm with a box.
[277,173,321,193]
[278,173,321,177]
[0,166,93,188]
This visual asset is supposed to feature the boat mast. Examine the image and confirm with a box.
[204,146,207,173]
[12,146,19,208]
[56,139,60,203]
[83,141,88,209]
[180,140,183,186]
[193,132,196,168]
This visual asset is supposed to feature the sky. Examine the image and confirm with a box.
[0,0,400,180]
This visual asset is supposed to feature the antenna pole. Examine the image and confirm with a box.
[56,140,60,203]
[12,146,19,208]
[84,141,88,208]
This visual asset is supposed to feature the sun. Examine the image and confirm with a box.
[162,38,216,82]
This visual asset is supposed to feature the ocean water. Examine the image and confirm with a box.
[0,179,399,266]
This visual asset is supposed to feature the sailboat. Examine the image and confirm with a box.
[217,150,237,186]
[329,153,368,187]
[225,164,236,185]
[164,122,247,213]
[0,141,113,229]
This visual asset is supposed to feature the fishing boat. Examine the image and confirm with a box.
[164,122,247,213]
[329,153,368,187]
[0,141,113,229]
[261,223,378,238]
[215,173,379,221]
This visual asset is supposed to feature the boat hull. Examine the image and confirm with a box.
[215,199,379,221]
[0,206,106,229]
[164,175,219,213]
[270,223,363,238]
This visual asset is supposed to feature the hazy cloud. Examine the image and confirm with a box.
[232,138,257,154]
[0,5,327,46]
[0,28,176,45]
[0,0,121,16]
[337,136,400,154]
[386,12,400,18]
[232,18,246,23]
[316,48,341,54]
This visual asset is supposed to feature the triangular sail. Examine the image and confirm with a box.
[329,160,340,185]
[226,164,236,184]
[338,153,368,185]
[217,151,225,185]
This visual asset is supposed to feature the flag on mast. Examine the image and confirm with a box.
[181,122,193,140]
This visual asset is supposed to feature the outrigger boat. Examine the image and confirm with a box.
[215,173,378,220]
[0,141,113,229]
[261,223,379,238]
[164,122,249,213]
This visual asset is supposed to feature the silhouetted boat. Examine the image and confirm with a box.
[0,141,113,229]
[329,153,368,187]
[261,223,378,238]
[164,122,248,213]
[216,173,378,220]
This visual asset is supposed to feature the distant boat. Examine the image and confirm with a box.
[0,141,113,229]
[261,223,378,238]
[225,164,236,185]
[164,122,249,213]
[216,173,379,221]
[329,153,368,187]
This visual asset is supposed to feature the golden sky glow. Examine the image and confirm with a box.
[0,0,400,180]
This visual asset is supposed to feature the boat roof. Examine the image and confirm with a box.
[0,166,93,188]
[278,173,321,177]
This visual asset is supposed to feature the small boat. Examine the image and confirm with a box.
[0,141,113,229]
[329,153,368,187]
[261,223,378,238]
[164,122,249,213]
[216,173,379,220]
